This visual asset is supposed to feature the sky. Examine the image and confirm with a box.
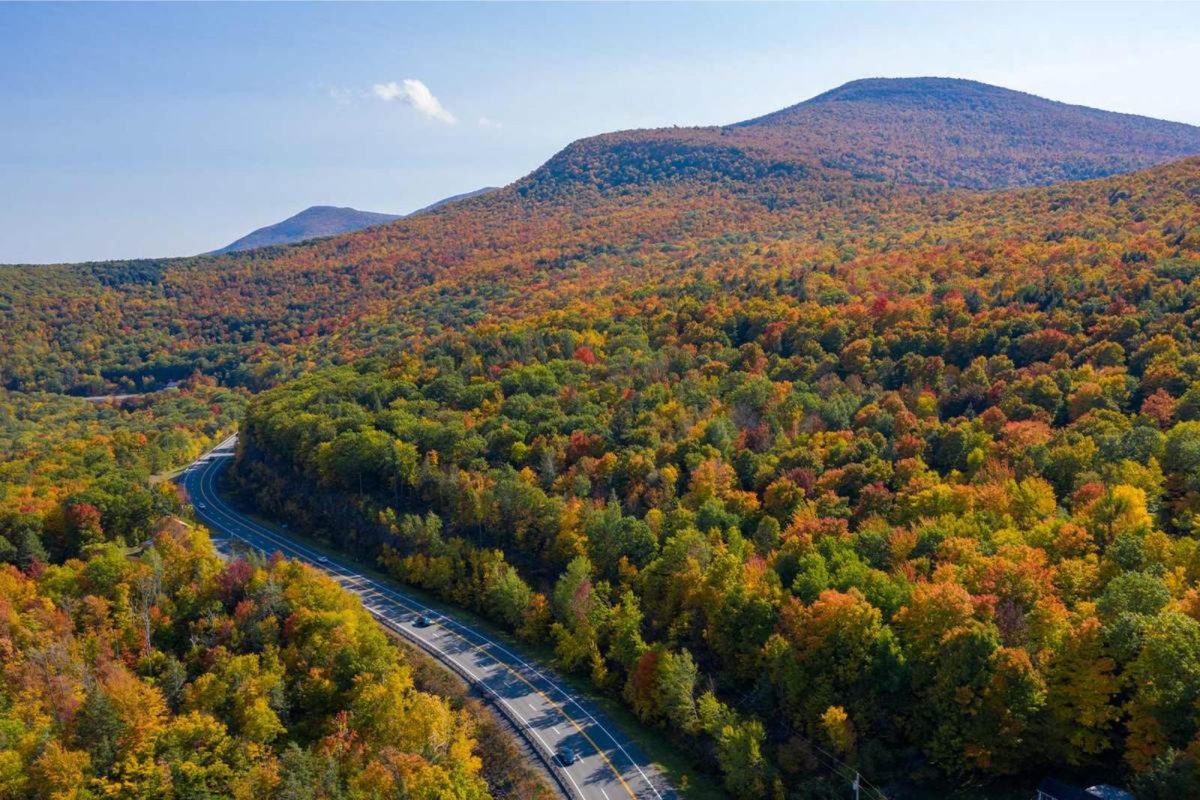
[2,2,1199,264]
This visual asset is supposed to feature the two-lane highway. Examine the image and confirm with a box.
[181,435,675,800]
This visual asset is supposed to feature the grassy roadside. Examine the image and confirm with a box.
[151,427,240,486]
[389,632,559,800]
[208,469,729,800]
[149,464,188,486]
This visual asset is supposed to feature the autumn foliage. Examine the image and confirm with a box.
[229,153,1200,795]
[0,525,491,799]
[5,77,1200,797]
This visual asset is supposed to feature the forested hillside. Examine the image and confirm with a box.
[0,384,547,800]
[1,383,242,564]
[234,155,1200,797]
[523,77,1200,195]
[0,526,492,799]
[734,77,1200,187]
[4,79,1199,397]
[5,76,1200,799]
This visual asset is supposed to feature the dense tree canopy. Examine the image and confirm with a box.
[0,384,544,800]
[4,78,1200,799]
[0,523,493,800]
[0,383,242,565]
[233,161,1200,794]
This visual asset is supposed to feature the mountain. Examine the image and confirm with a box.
[520,77,1200,195]
[212,189,500,254]
[212,205,401,253]
[7,77,1200,396]
[409,186,499,216]
[735,76,1200,187]
[7,76,1200,792]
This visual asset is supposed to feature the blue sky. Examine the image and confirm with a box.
[2,2,1198,264]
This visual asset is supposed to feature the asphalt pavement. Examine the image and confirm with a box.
[181,434,676,800]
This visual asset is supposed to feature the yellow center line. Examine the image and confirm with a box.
[457,630,638,799]
[358,587,638,799]
[196,452,640,799]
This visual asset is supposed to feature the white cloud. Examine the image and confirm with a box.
[372,79,456,124]
[477,116,502,129]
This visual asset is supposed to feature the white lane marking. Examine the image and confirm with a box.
[189,452,605,800]
[553,726,561,735]
[191,463,591,794]
[601,790,611,800]
[528,702,538,712]
[199,469,592,791]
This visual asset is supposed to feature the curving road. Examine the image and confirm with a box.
[181,435,675,800]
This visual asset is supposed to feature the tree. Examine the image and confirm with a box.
[482,561,533,629]
[820,705,856,756]
[1043,616,1120,764]
[583,500,658,579]
[1125,612,1200,770]
[655,649,701,734]
[13,526,47,572]
[770,590,899,740]
[29,743,90,800]
[714,717,768,799]
[1164,421,1200,496]
[75,681,125,775]
[551,555,598,625]
[607,590,648,670]
[315,429,417,496]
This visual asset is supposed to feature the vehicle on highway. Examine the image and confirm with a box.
[180,440,672,799]
[197,502,206,510]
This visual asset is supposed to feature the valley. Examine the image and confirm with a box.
[4,71,1200,800]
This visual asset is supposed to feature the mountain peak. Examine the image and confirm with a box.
[738,76,1161,129]
[800,76,1025,107]
[298,205,358,214]
[521,77,1200,196]
[211,206,402,254]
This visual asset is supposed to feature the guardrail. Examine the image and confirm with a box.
[379,611,579,800]
[191,437,600,800]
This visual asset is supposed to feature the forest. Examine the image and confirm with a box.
[4,76,1200,798]
[0,524,497,799]
[231,157,1200,797]
[1,384,242,565]
[0,387,554,799]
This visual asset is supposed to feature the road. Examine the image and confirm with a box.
[181,435,675,800]
[84,380,181,403]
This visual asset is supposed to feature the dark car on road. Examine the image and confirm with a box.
[556,746,579,766]
[414,613,434,628]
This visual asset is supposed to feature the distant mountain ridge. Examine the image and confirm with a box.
[210,80,1200,253]
[6,76,1200,398]
[212,188,500,254]
[212,206,401,254]
[410,187,499,216]
[519,77,1200,195]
